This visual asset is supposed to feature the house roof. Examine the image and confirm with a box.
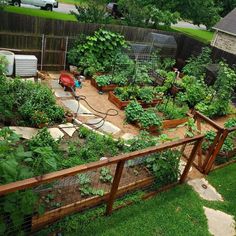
[213,8,236,36]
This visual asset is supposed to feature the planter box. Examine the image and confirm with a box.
[91,78,117,92]
[108,92,162,110]
[162,117,188,129]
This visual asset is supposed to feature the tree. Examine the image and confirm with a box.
[215,0,236,16]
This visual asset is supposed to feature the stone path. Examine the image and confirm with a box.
[58,123,77,137]
[188,178,235,236]
[9,126,38,140]
[61,99,94,116]
[188,178,223,201]
[87,118,121,135]
[204,207,236,236]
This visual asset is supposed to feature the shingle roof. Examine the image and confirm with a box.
[213,8,236,36]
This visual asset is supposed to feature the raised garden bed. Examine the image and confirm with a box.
[91,78,117,92]
[108,91,162,110]
[162,117,189,130]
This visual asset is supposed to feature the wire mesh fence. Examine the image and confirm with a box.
[0,135,204,235]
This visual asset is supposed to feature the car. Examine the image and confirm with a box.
[8,0,58,11]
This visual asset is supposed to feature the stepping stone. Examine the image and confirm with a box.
[9,126,38,140]
[188,178,223,201]
[204,207,236,236]
[58,123,77,137]
[49,80,62,89]
[61,99,93,116]
[48,128,64,140]
[122,133,136,141]
[87,118,120,135]
[54,89,72,98]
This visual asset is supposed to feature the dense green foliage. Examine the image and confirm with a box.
[196,62,236,118]
[0,76,64,127]
[67,29,127,76]
[182,47,212,78]
[157,99,188,119]
[125,100,163,130]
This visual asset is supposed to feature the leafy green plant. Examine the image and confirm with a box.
[145,149,181,187]
[182,47,212,78]
[99,167,113,183]
[139,109,162,130]
[157,99,188,119]
[78,174,104,197]
[0,55,8,75]
[68,29,128,75]
[138,87,155,103]
[176,75,207,108]
[224,118,236,129]
[95,74,112,86]
[125,100,144,123]
[0,128,42,235]
[196,62,236,118]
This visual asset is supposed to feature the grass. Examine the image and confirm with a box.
[58,0,85,5]
[172,27,214,44]
[39,163,236,236]
[41,185,210,236]
[206,163,236,218]
[4,6,77,21]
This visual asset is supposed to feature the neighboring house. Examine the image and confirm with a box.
[211,8,236,55]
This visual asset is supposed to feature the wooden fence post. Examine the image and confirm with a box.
[204,129,229,174]
[106,160,125,215]
[180,137,204,183]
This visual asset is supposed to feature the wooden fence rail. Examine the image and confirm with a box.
[0,135,203,233]
[191,111,236,174]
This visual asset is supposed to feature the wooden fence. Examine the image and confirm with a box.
[1,11,236,70]
[192,111,236,174]
[0,135,203,234]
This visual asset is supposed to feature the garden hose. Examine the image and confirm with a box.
[70,87,119,130]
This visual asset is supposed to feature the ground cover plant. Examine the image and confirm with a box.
[0,75,64,127]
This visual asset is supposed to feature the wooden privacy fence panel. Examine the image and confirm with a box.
[0,135,203,234]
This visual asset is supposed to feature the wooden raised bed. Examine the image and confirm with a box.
[91,78,117,92]
[162,117,188,130]
[108,92,162,110]
[137,117,188,133]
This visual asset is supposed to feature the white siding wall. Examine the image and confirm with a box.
[211,31,236,55]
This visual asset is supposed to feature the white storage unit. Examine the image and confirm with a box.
[15,55,38,77]
[0,50,15,76]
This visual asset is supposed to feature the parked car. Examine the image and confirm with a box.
[106,2,123,18]
[8,0,58,11]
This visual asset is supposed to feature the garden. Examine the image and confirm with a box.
[0,28,236,236]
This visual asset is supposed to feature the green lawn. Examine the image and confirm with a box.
[38,163,236,236]
[40,185,210,236]
[172,27,214,44]
[207,163,236,218]
[58,0,85,5]
[4,6,77,21]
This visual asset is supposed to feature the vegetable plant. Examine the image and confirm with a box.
[99,167,113,183]
[95,74,112,86]
[145,149,181,187]
[125,100,143,123]
[139,109,162,130]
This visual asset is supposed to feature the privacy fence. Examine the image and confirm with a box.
[0,135,203,235]
[1,11,236,70]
